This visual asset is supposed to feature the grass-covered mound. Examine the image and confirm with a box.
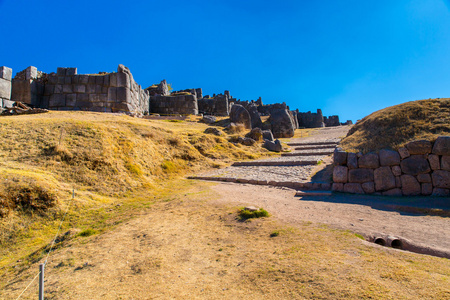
[340,98,450,153]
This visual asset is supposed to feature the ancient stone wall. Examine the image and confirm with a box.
[0,66,13,108]
[198,93,229,116]
[332,137,450,197]
[297,109,324,128]
[324,115,340,127]
[150,94,198,115]
[10,65,149,114]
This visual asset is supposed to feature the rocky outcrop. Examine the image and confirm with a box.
[269,109,295,138]
[230,104,251,129]
[247,104,263,129]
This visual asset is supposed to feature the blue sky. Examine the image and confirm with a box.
[1,0,449,122]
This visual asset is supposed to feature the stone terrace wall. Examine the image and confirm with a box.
[324,115,340,127]
[150,94,198,115]
[332,137,450,196]
[0,66,13,108]
[11,64,149,115]
[198,94,229,116]
[297,109,324,128]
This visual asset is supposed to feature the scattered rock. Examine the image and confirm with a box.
[246,128,263,141]
[204,127,223,136]
[269,109,295,138]
[202,115,216,124]
[262,130,274,141]
[238,137,256,146]
[263,139,282,152]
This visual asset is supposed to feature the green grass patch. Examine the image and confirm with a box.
[78,228,97,237]
[238,207,269,220]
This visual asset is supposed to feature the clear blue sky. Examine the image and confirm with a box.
[1,0,450,122]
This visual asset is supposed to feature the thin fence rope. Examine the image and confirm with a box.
[15,271,41,300]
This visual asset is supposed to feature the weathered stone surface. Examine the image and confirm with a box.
[66,94,77,106]
[401,175,421,196]
[405,140,432,154]
[362,182,375,194]
[432,170,450,189]
[428,154,440,170]
[416,173,431,183]
[358,153,379,169]
[398,147,410,159]
[49,94,65,107]
[0,78,12,99]
[379,149,400,166]
[334,149,347,165]
[74,85,86,93]
[432,188,450,196]
[263,139,282,152]
[344,183,364,194]
[202,115,216,124]
[0,66,12,81]
[347,152,358,169]
[348,168,374,183]
[432,136,450,155]
[332,183,344,192]
[247,104,263,129]
[246,128,263,141]
[441,156,450,171]
[395,176,402,188]
[239,137,256,146]
[333,166,348,183]
[269,109,295,138]
[374,166,396,191]
[382,188,402,196]
[262,130,274,141]
[421,183,433,195]
[230,104,251,129]
[391,165,402,176]
[204,127,223,136]
[400,155,431,175]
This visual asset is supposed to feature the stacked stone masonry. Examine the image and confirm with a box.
[332,137,450,196]
[0,66,13,108]
[150,94,198,115]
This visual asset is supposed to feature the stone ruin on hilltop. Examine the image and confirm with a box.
[0,64,351,138]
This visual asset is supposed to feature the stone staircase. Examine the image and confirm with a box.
[188,138,340,194]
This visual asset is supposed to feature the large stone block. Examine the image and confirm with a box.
[57,67,66,76]
[109,73,118,87]
[77,93,89,102]
[382,188,402,196]
[44,84,54,96]
[86,84,96,94]
[88,76,96,84]
[401,175,421,196]
[117,72,130,88]
[348,168,374,183]
[333,149,347,166]
[432,170,450,189]
[374,166,396,191]
[344,183,364,194]
[332,183,344,192]
[333,166,348,183]
[432,136,450,155]
[95,76,104,85]
[108,87,117,101]
[117,87,131,101]
[48,75,58,85]
[416,173,431,183]
[361,182,375,194]
[79,75,89,84]
[391,165,402,176]
[25,66,37,80]
[63,84,73,93]
[358,153,379,169]
[398,147,410,159]
[347,152,358,169]
[73,85,86,93]
[428,154,440,170]
[421,183,433,195]
[230,104,252,129]
[432,188,450,196]
[406,139,432,154]
[0,66,12,80]
[49,94,66,107]
[379,149,400,166]
[400,155,431,175]
[64,77,72,84]
[441,156,450,171]
[0,78,11,99]
[66,94,77,106]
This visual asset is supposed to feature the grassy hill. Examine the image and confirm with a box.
[340,98,450,153]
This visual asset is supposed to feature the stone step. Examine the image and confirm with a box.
[232,160,319,166]
[292,145,337,150]
[287,141,339,146]
[187,176,332,190]
[295,190,333,197]
[282,151,334,157]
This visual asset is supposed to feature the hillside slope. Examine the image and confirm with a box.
[340,98,450,153]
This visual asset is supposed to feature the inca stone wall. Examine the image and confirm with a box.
[150,94,198,115]
[324,115,340,127]
[0,66,13,108]
[297,109,324,128]
[332,137,450,197]
[10,65,149,114]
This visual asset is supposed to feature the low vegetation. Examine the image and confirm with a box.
[238,207,269,220]
[340,98,450,153]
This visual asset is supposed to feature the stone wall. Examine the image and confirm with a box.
[0,66,13,108]
[332,137,450,196]
[198,92,230,116]
[10,65,149,114]
[150,94,198,115]
[297,109,324,128]
[324,115,340,127]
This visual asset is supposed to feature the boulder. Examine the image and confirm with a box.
[421,183,433,195]
[344,183,364,194]
[202,115,216,124]
[400,155,431,175]
[374,166,396,191]
[401,175,421,196]
[432,136,450,155]
[263,139,282,152]
[333,166,348,183]
[382,188,402,196]
[262,130,274,141]
[269,109,295,138]
[358,153,379,169]
[348,168,374,183]
[416,173,431,183]
[379,149,400,166]
[204,127,223,136]
[347,152,358,169]
[405,140,432,154]
[230,104,251,129]
[332,183,344,192]
[238,137,256,146]
[428,154,440,170]
[362,182,375,194]
[431,170,450,189]
[441,156,450,171]
[398,147,410,159]
[246,128,263,141]
[247,104,263,129]
[333,149,347,165]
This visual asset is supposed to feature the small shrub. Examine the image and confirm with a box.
[238,207,269,220]
[270,231,280,237]
[79,228,97,237]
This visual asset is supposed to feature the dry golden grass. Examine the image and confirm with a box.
[340,98,450,153]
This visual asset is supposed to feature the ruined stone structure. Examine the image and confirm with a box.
[297,109,325,128]
[198,93,230,116]
[0,66,13,108]
[7,65,149,114]
[324,115,340,127]
[332,137,450,196]
[150,94,198,115]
